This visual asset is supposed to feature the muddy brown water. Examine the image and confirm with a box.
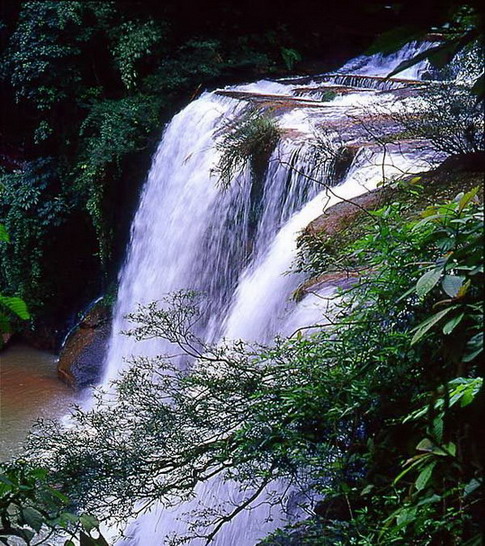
[0,343,78,460]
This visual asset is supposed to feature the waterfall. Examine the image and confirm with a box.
[103,94,322,382]
[101,41,444,545]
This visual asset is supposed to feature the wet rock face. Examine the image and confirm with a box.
[57,303,111,389]
[296,159,485,301]
[305,187,385,238]
[20,321,63,352]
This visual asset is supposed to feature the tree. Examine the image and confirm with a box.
[0,460,108,546]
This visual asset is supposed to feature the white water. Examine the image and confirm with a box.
[223,148,431,343]
[101,42,442,545]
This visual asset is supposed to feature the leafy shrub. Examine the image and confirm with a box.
[0,159,67,312]
[75,94,164,264]
[111,19,165,90]
[0,460,107,545]
[0,223,30,339]
[2,1,84,110]
[376,78,485,156]
[216,109,281,188]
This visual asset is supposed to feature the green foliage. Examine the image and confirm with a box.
[0,460,107,545]
[75,94,164,264]
[0,223,30,340]
[0,295,30,321]
[281,47,302,71]
[390,80,484,155]
[111,19,165,90]
[350,192,483,544]
[26,188,483,543]
[216,109,281,188]
[0,159,67,312]
[3,1,84,110]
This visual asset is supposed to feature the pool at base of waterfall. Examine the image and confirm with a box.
[0,343,78,460]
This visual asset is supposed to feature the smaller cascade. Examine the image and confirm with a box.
[222,146,434,344]
[305,73,424,92]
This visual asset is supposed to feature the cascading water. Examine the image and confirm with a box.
[103,94,321,382]
[102,42,445,544]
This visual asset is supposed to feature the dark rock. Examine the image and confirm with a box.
[20,320,62,352]
[331,146,358,186]
[305,186,387,238]
[57,301,111,389]
[437,151,485,173]
[314,496,352,521]
[305,162,484,242]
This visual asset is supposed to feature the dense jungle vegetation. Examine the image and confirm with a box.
[0,1,483,545]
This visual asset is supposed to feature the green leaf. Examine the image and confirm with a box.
[80,531,109,546]
[415,461,436,491]
[416,438,434,452]
[456,279,471,298]
[445,442,456,457]
[458,186,480,213]
[416,437,447,456]
[396,506,417,527]
[0,296,30,320]
[30,468,48,480]
[416,268,442,297]
[441,275,464,298]
[411,307,455,345]
[464,478,481,497]
[46,486,70,504]
[22,506,44,532]
[433,417,443,444]
[0,224,9,242]
[442,312,465,335]
[0,475,14,486]
[0,314,10,334]
[80,513,99,533]
[449,377,483,407]
[463,333,483,362]
[394,454,432,484]
[416,494,441,507]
